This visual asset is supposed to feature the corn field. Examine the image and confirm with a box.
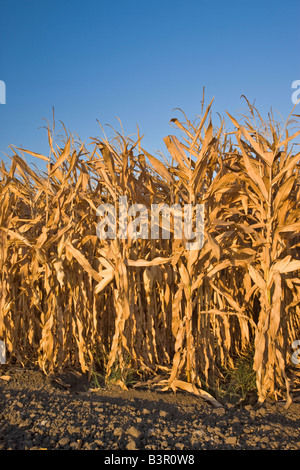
[1,98,300,405]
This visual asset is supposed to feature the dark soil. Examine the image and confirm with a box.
[0,365,299,450]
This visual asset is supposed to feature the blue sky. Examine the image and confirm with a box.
[0,0,299,171]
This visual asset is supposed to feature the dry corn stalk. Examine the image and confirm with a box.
[0,99,299,404]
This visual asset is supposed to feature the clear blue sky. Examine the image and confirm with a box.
[1,0,299,171]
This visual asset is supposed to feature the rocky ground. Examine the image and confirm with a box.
[0,365,299,451]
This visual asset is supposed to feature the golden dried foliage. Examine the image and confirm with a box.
[0,98,299,404]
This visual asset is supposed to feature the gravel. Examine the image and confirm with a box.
[0,366,299,450]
